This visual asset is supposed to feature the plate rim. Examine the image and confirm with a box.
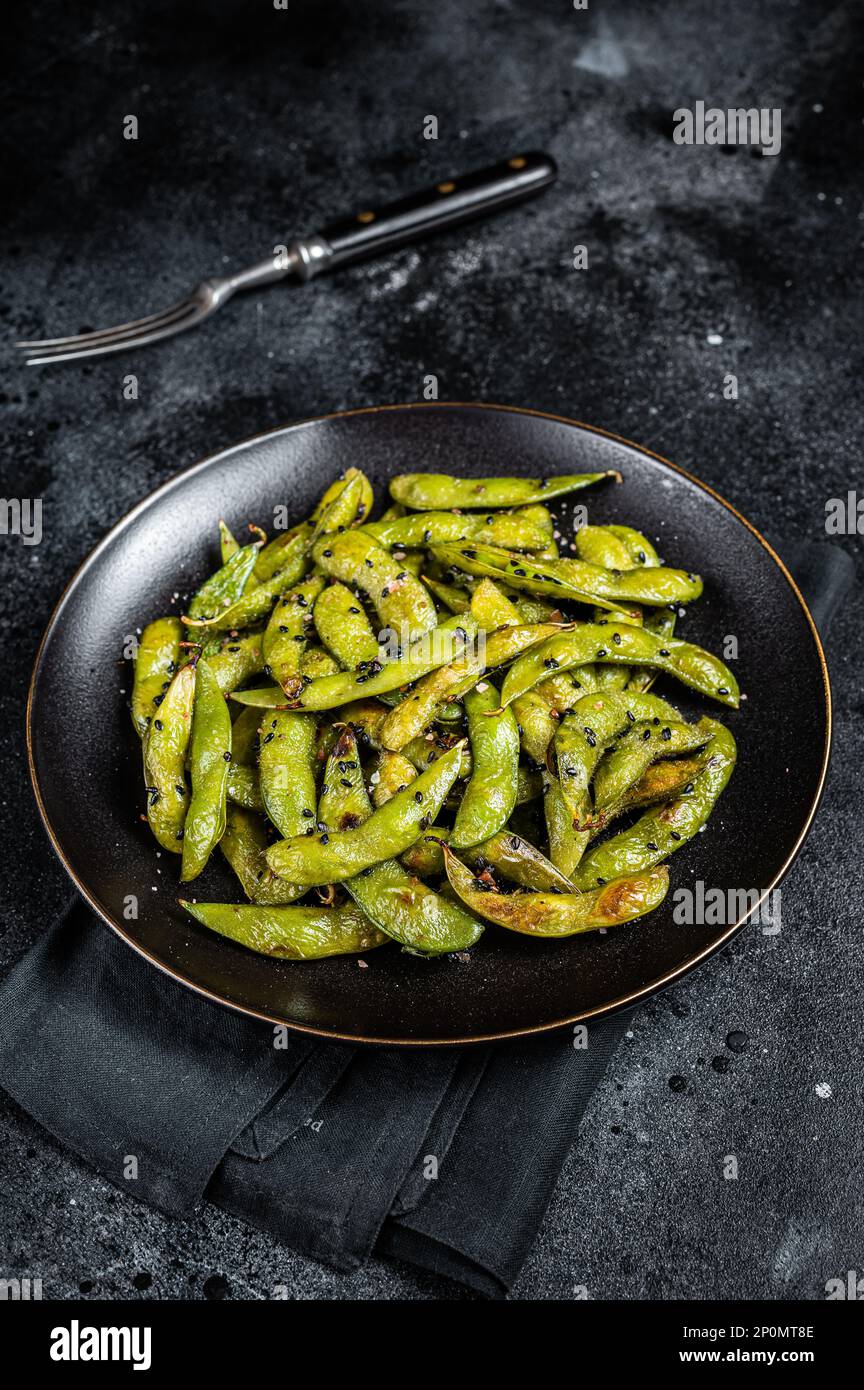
[26,401,833,1045]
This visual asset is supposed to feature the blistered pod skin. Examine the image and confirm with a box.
[258,710,318,840]
[180,899,387,959]
[450,682,520,848]
[313,530,438,642]
[131,616,183,738]
[181,659,232,881]
[388,471,618,510]
[313,582,380,668]
[143,663,196,852]
[262,576,326,695]
[266,741,465,885]
[442,845,670,938]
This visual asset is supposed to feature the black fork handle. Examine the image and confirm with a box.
[294,152,557,279]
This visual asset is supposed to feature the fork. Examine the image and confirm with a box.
[17,152,556,366]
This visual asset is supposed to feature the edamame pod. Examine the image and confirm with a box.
[371,751,418,806]
[313,582,380,668]
[573,720,737,888]
[258,710,318,839]
[131,617,183,737]
[230,704,263,765]
[319,730,483,954]
[266,741,465,885]
[142,664,195,851]
[362,507,551,551]
[225,761,264,812]
[592,717,713,819]
[553,690,681,827]
[442,845,669,937]
[187,541,261,621]
[184,559,309,634]
[262,576,325,694]
[450,682,519,848]
[219,804,306,904]
[253,522,313,582]
[207,633,264,694]
[400,827,576,893]
[181,659,231,881]
[389,471,618,510]
[432,542,702,610]
[311,468,373,529]
[500,623,739,709]
[180,898,387,959]
[238,614,479,712]
[313,530,437,642]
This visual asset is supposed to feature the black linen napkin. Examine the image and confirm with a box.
[0,540,851,1298]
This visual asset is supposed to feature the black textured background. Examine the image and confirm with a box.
[1,0,861,1300]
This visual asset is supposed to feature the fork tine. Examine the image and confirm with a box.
[15,294,199,350]
[20,302,208,365]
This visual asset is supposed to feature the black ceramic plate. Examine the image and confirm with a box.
[28,404,830,1044]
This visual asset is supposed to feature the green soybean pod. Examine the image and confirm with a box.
[604,525,662,567]
[142,664,196,851]
[313,530,437,642]
[181,658,232,882]
[553,690,681,827]
[187,541,261,621]
[207,633,265,694]
[225,762,264,812]
[370,751,418,807]
[500,623,739,709]
[131,617,183,738]
[544,773,590,876]
[573,525,633,570]
[362,507,551,551]
[313,582,380,667]
[450,681,519,848]
[230,704,262,765]
[253,522,313,583]
[389,471,618,510]
[262,575,325,694]
[180,898,387,959]
[319,729,483,955]
[432,542,702,611]
[258,710,318,838]
[311,467,373,529]
[573,720,737,888]
[442,845,669,938]
[184,555,309,635]
[266,741,465,885]
[219,803,304,905]
[592,717,713,817]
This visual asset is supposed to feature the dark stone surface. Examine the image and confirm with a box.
[1,0,861,1300]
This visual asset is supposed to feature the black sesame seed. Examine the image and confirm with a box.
[670,830,681,841]
[661,727,672,741]
[320,833,330,844]
[301,808,314,818]
[718,686,729,696]
[414,790,423,803]
[154,719,163,731]
[612,632,621,645]
[223,751,231,761]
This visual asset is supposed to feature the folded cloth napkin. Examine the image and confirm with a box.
[0,539,851,1298]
